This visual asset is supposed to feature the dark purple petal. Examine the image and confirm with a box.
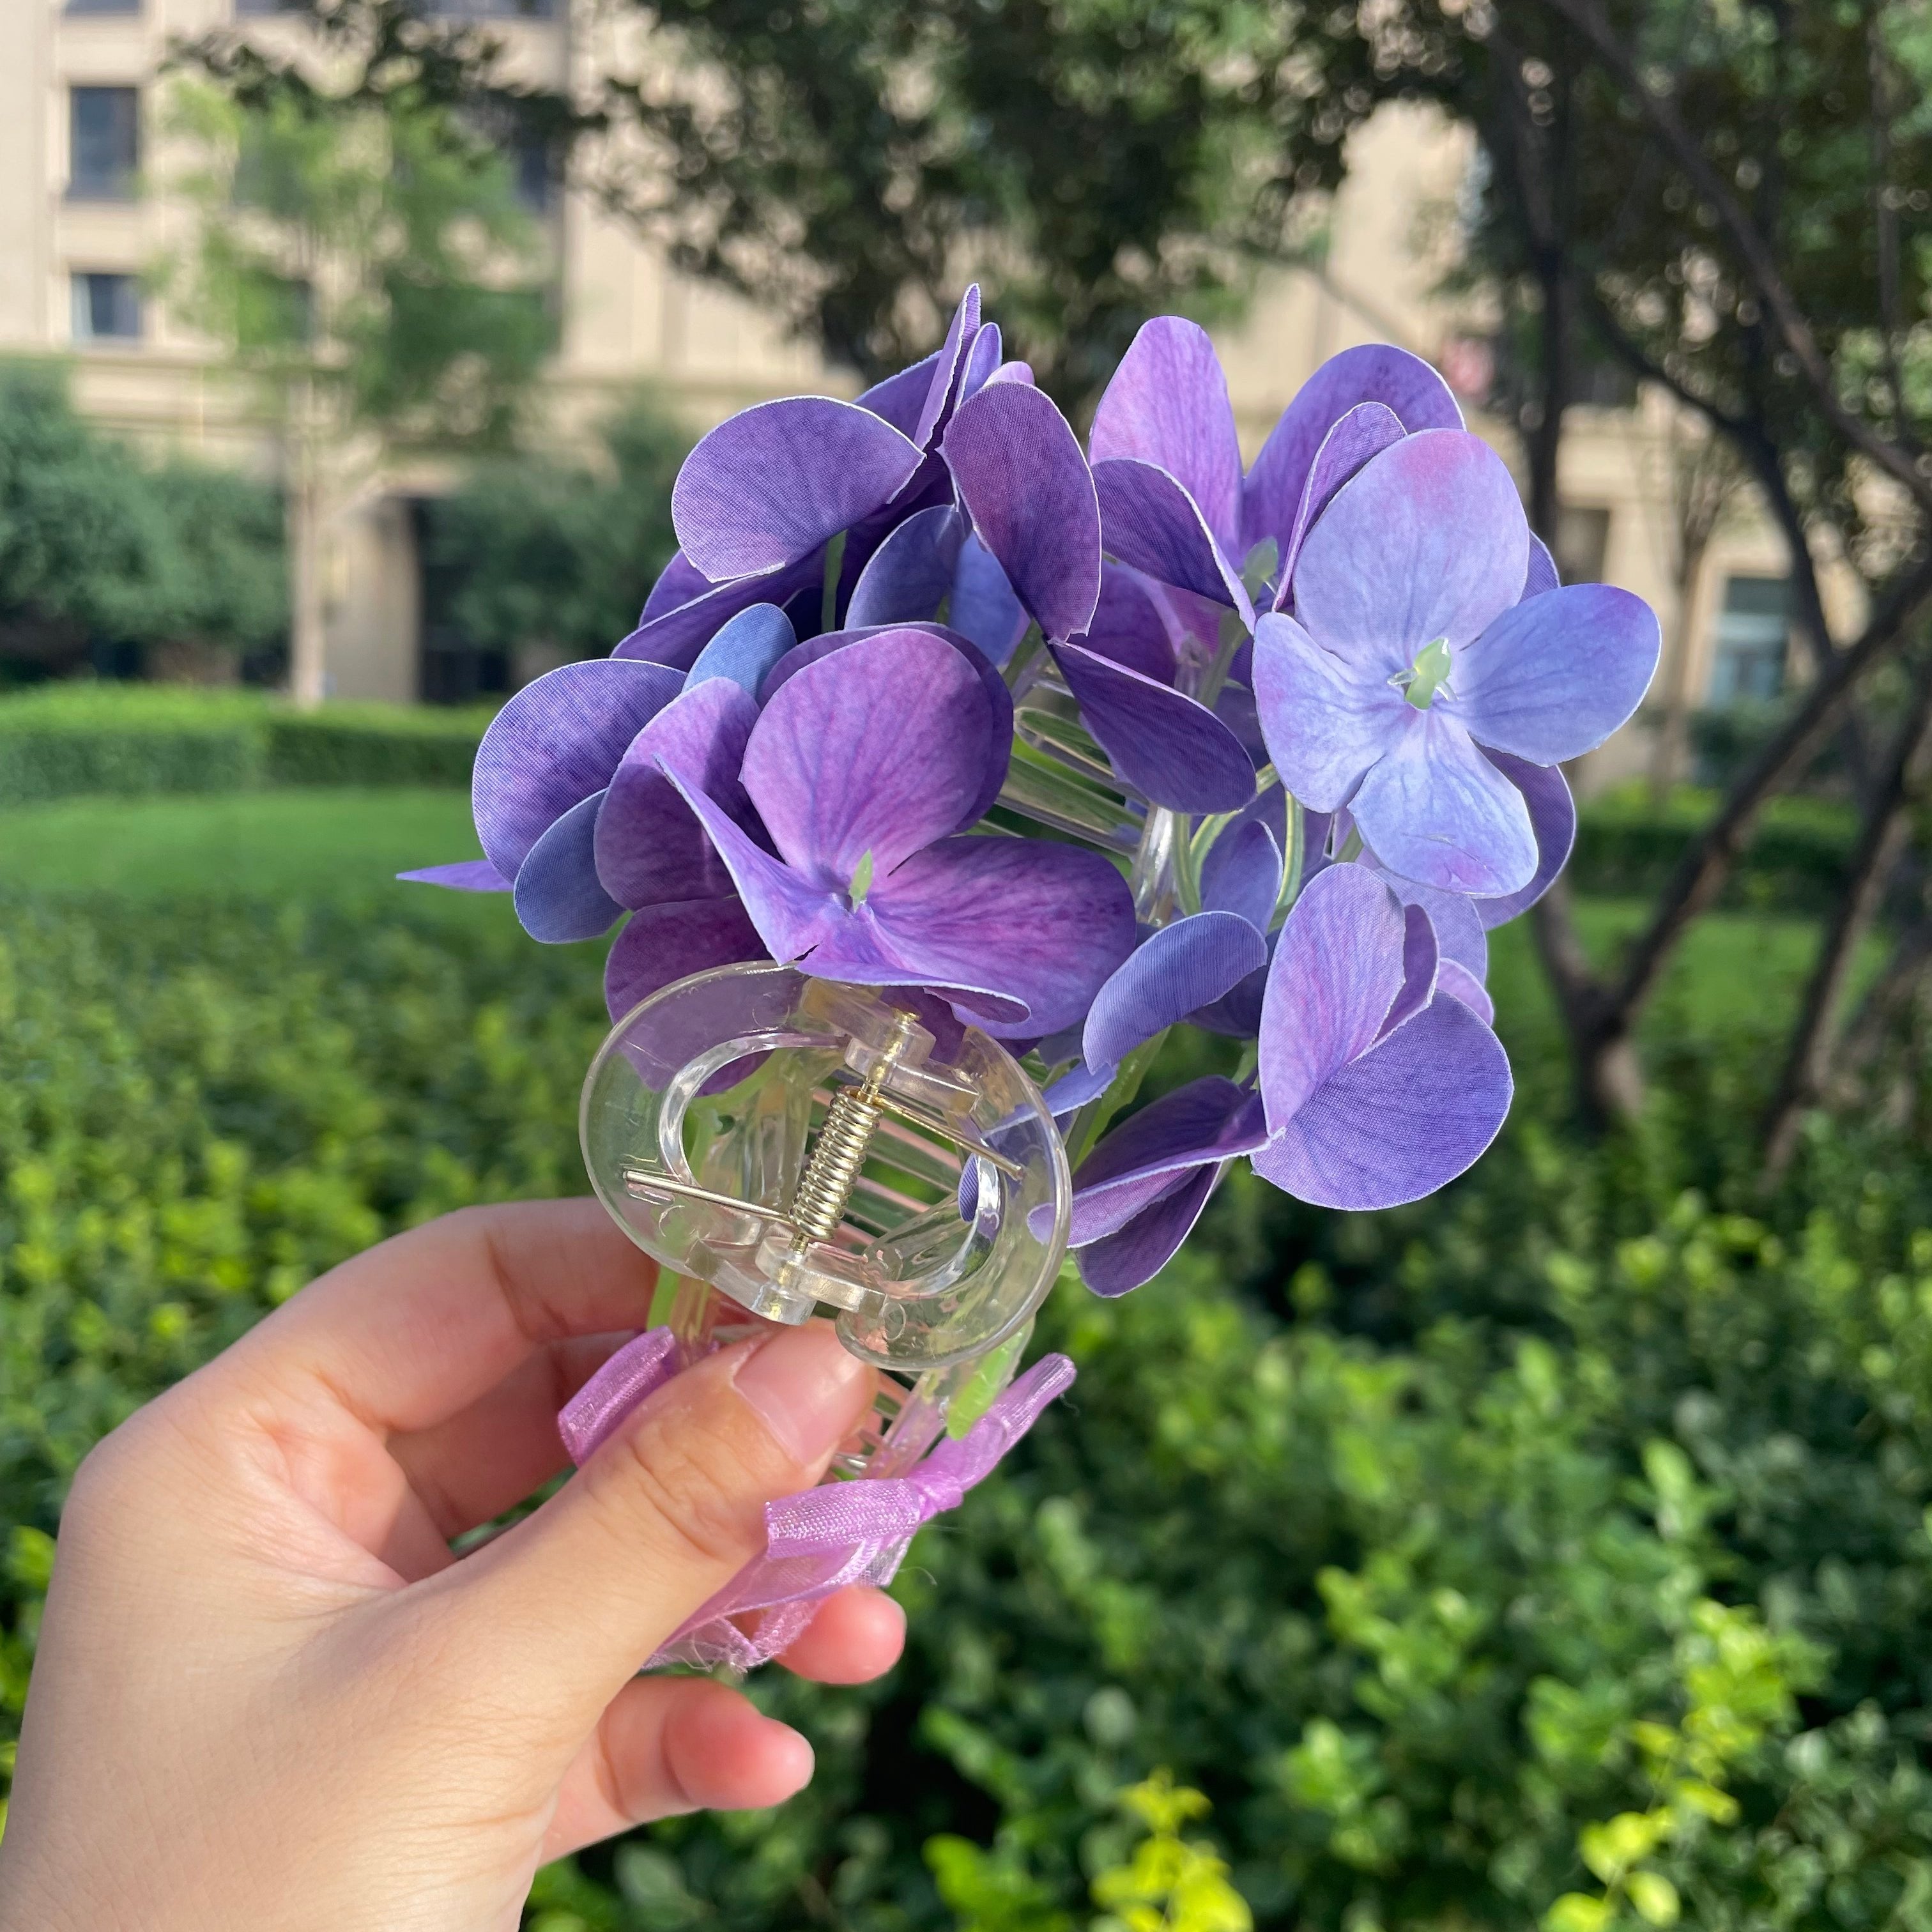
[744,629,999,883]
[684,602,795,696]
[1474,752,1575,927]
[1189,953,1271,1038]
[397,859,511,892]
[947,534,1029,668]
[958,321,1003,402]
[1438,958,1494,1025]
[1274,402,1406,606]
[1251,992,1511,1209]
[1071,1075,1266,1234]
[642,549,712,620]
[857,350,942,436]
[912,286,983,450]
[1368,867,1487,978]
[845,505,965,629]
[1213,680,1268,769]
[1446,583,1661,764]
[613,551,823,671]
[1082,564,1181,682]
[1522,535,1559,599]
[1199,818,1283,930]
[513,792,622,942]
[858,834,1136,1037]
[1259,863,1405,1132]
[1250,611,1405,813]
[604,896,769,1022]
[1350,710,1538,898]
[1077,1165,1220,1298]
[1084,912,1269,1073]
[1053,642,1255,813]
[596,678,759,910]
[472,658,683,879]
[942,382,1101,642]
[671,398,924,579]
[1091,318,1244,553]
[1242,343,1464,556]
[1291,431,1528,668]
[1378,901,1440,1038]
[1092,459,1254,620]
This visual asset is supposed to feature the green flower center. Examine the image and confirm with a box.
[1403,636,1453,710]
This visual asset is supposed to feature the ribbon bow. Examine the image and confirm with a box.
[556,1328,1075,1671]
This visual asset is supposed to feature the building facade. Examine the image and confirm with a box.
[3,0,1814,790]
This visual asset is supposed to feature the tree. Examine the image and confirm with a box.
[426,389,689,664]
[162,38,555,706]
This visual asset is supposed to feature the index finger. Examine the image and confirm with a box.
[213,1199,659,1435]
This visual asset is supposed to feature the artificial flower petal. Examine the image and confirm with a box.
[1070,1076,1267,1240]
[1349,710,1538,898]
[912,286,983,450]
[1251,993,1511,1210]
[1199,817,1283,931]
[1092,459,1254,620]
[1053,643,1256,813]
[684,602,795,696]
[947,534,1029,668]
[1289,430,1529,666]
[1475,753,1575,928]
[1378,901,1440,1039]
[671,397,924,580]
[1250,611,1406,813]
[1274,401,1406,604]
[472,657,683,880]
[845,505,965,630]
[856,349,942,437]
[742,629,998,883]
[958,321,1003,402]
[942,381,1101,642]
[1522,535,1559,599]
[613,552,823,670]
[1083,912,1269,1075]
[1083,565,1180,683]
[1446,583,1662,764]
[397,859,510,892]
[1077,1165,1218,1296]
[642,549,711,620]
[1258,864,1406,1132]
[513,792,622,943]
[1090,317,1245,553]
[604,896,769,1022]
[1438,958,1495,1025]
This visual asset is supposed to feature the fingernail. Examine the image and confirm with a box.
[733,1324,871,1465]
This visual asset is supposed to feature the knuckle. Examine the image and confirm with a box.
[585,1395,774,1574]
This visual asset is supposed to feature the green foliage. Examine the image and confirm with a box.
[0,361,285,666]
[426,392,689,659]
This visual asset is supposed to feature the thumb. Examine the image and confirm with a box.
[429,1322,874,1721]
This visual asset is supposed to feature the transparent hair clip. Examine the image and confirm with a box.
[580,962,1071,1472]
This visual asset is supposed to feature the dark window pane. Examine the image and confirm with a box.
[516,134,555,215]
[65,0,142,15]
[423,0,557,18]
[233,1,306,12]
[1708,575,1790,706]
[72,272,143,341]
[70,87,139,199]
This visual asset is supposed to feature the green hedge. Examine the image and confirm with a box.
[7,888,1932,1929]
[0,685,493,808]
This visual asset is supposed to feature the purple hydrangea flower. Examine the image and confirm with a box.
[658,627,1136,1034]
[1252,429,1659,896]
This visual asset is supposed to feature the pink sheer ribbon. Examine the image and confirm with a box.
[556,1329,1075,1670]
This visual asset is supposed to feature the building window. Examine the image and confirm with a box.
[233,1,305,13]
[69,87,139,200]
[1708,575,1790,705]
[1554,505,1611,586]
[426,0,558,17]
[71,271,143,343]
[65,0,142,15]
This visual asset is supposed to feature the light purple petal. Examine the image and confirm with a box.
[1077,1165,1221,1298]
[642,549,712,620]
[1241,343,1464,556]
[595,678,759,910]
[684,601,795,696]
[1368,868,1487,978]
[613,551,823,671]
[1251,993,1511,1210]
[1438,958,1494,1025]
[1349,710,1538,898]
[1290,431,1528,667]
[1082,564,1180,683]
[1199,818,1283,930]
[1053,643,1255,813]
[1445,582,1661,763]
[1474,752,1575,927]
[1250,611,1405,813]
[942,382,1101,643]
[472,658,683,878]
[1092,460,1254,620]
[958,321,1002,402]
[513,792,622,943]
[912,286,983,450]
[859,834,1136,1037]
[947,533,1029,668]
[671,398,924,579]
[397,859,511,892]
[987,361,1035,387]
[744,629,999,883]
[845,505,965,629]
[1522,535,1559,599]
[604,896,769,1022]
[1378,901,1440,1039]
[1043,1059,1117,1116]
[1091,318,1244,555]
[1273,402,1406,606]
[1070,1076,1266,1240]
[1083,912,1269,1073]
[1258,864,1405,1133]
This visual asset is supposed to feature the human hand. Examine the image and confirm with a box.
[0,1199,900,1932]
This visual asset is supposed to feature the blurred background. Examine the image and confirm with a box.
[3,2,1931,1928]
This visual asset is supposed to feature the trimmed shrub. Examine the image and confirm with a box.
[264,703,494,789]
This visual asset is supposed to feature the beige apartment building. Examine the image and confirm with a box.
[4,0,1806,789]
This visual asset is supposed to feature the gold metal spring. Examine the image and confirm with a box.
[789,1087,883,1242]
